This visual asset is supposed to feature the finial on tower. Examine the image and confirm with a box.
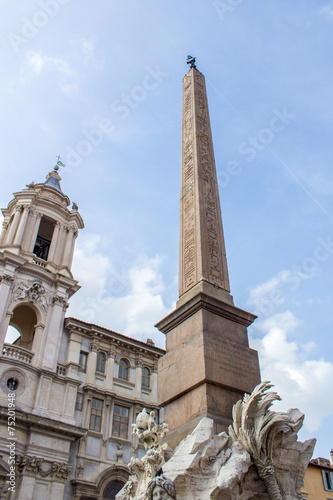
[54,155,65,172]
[187,55,196,69]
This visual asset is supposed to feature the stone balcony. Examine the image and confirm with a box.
[2,343,34,364]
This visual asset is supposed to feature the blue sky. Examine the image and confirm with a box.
[1,1,332,460]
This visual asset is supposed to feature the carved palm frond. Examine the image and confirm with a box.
[229,381,292,457]
[229,381,300,500]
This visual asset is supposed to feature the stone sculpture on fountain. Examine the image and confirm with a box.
[117,382,315,500]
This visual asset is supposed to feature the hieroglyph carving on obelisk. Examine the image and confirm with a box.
[179,67,230,297]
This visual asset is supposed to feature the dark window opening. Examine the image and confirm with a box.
[103,481,124,499]
[112,404,129,439]
[142,367,150,388]
[33,217,55,261]
[89,398,103,432]
[7,378,19,391]
[118,359,129,380]
[75,392,83,411]
[79,351,88,372]
[96,351,106,373]
[323,471,333,491]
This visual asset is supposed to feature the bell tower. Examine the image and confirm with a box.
[0,160,84,370]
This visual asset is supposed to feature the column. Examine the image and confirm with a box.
[101,396,112,460]
[66,331,81,364]
[0,220,8,246]
[41,296,67,370]
[0,276,14,349]
[47,222,61,263]
[5,207,22,245]
[61,225,76,267]
[28,212,42,252]
[86,340,98,384]
[68,230,78,270]
[13,205,29,246]
[105,349,116,390]
[31,323,45,367]
[134,359,143,398]
[83,390,93,428]
[151,363,158,403]
[15,475,35,500]
[54,224,67,265]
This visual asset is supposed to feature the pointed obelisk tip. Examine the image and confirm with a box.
[186,55,197,69]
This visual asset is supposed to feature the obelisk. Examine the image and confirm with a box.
[156,60,261,447]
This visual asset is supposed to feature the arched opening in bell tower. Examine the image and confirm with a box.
[5,304,38,350]
[33,216,55,261]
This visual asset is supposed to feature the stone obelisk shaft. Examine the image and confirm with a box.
[156,67,261,448]
[180,67,230,298]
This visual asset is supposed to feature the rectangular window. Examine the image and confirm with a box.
[33,216,55,261]
[79,351,88,372]
[323,470,333,491]
[112,404,129,439]
[75,393,83,411]
[89,398,103,432]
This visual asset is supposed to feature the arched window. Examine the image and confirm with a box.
[142,367,150,389]
[6,304,37,350]
[103,481,124,499]
[96,351,106,373]
[118,359,129,381]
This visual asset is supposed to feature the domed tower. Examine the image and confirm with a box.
[0,161,83,370]
[0,162,85,499]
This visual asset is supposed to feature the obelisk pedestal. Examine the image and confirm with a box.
[156,65,261,448]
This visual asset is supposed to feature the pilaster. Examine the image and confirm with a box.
[47,221,61,263]
[0,275,14,347]
[13,205,29,246]
[105,349,116,390]
[28,211,42,253]
[0,220,8,246]
[5,206,22,245]
[86,340,98,384]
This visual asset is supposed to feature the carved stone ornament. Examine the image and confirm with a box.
[0,274,15,285]
[16,454,72,482]
[12,279,49,313]
[162,381,315,500]
[116,409,169,500]
[52,294,69,310]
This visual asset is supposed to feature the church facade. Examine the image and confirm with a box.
[0,166,164,499]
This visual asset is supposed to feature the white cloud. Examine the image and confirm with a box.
[67,234,168,347]
[248,269,310,317]
[317,5,333,21]
[251,311,333,432]
[21,50,73,78]
[80,38,95,64]
[20,50,79,95]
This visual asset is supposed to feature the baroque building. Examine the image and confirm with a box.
[0,165,163,499]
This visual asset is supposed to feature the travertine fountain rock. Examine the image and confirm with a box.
[118,382,315,500]
[163,382,315,500]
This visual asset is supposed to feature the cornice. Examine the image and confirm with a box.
[155,292,257,333]
[65,318,165,357]
[0,405,86,439]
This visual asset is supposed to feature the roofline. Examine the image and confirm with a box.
[65,316,166,355]
[308,461,333,471]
